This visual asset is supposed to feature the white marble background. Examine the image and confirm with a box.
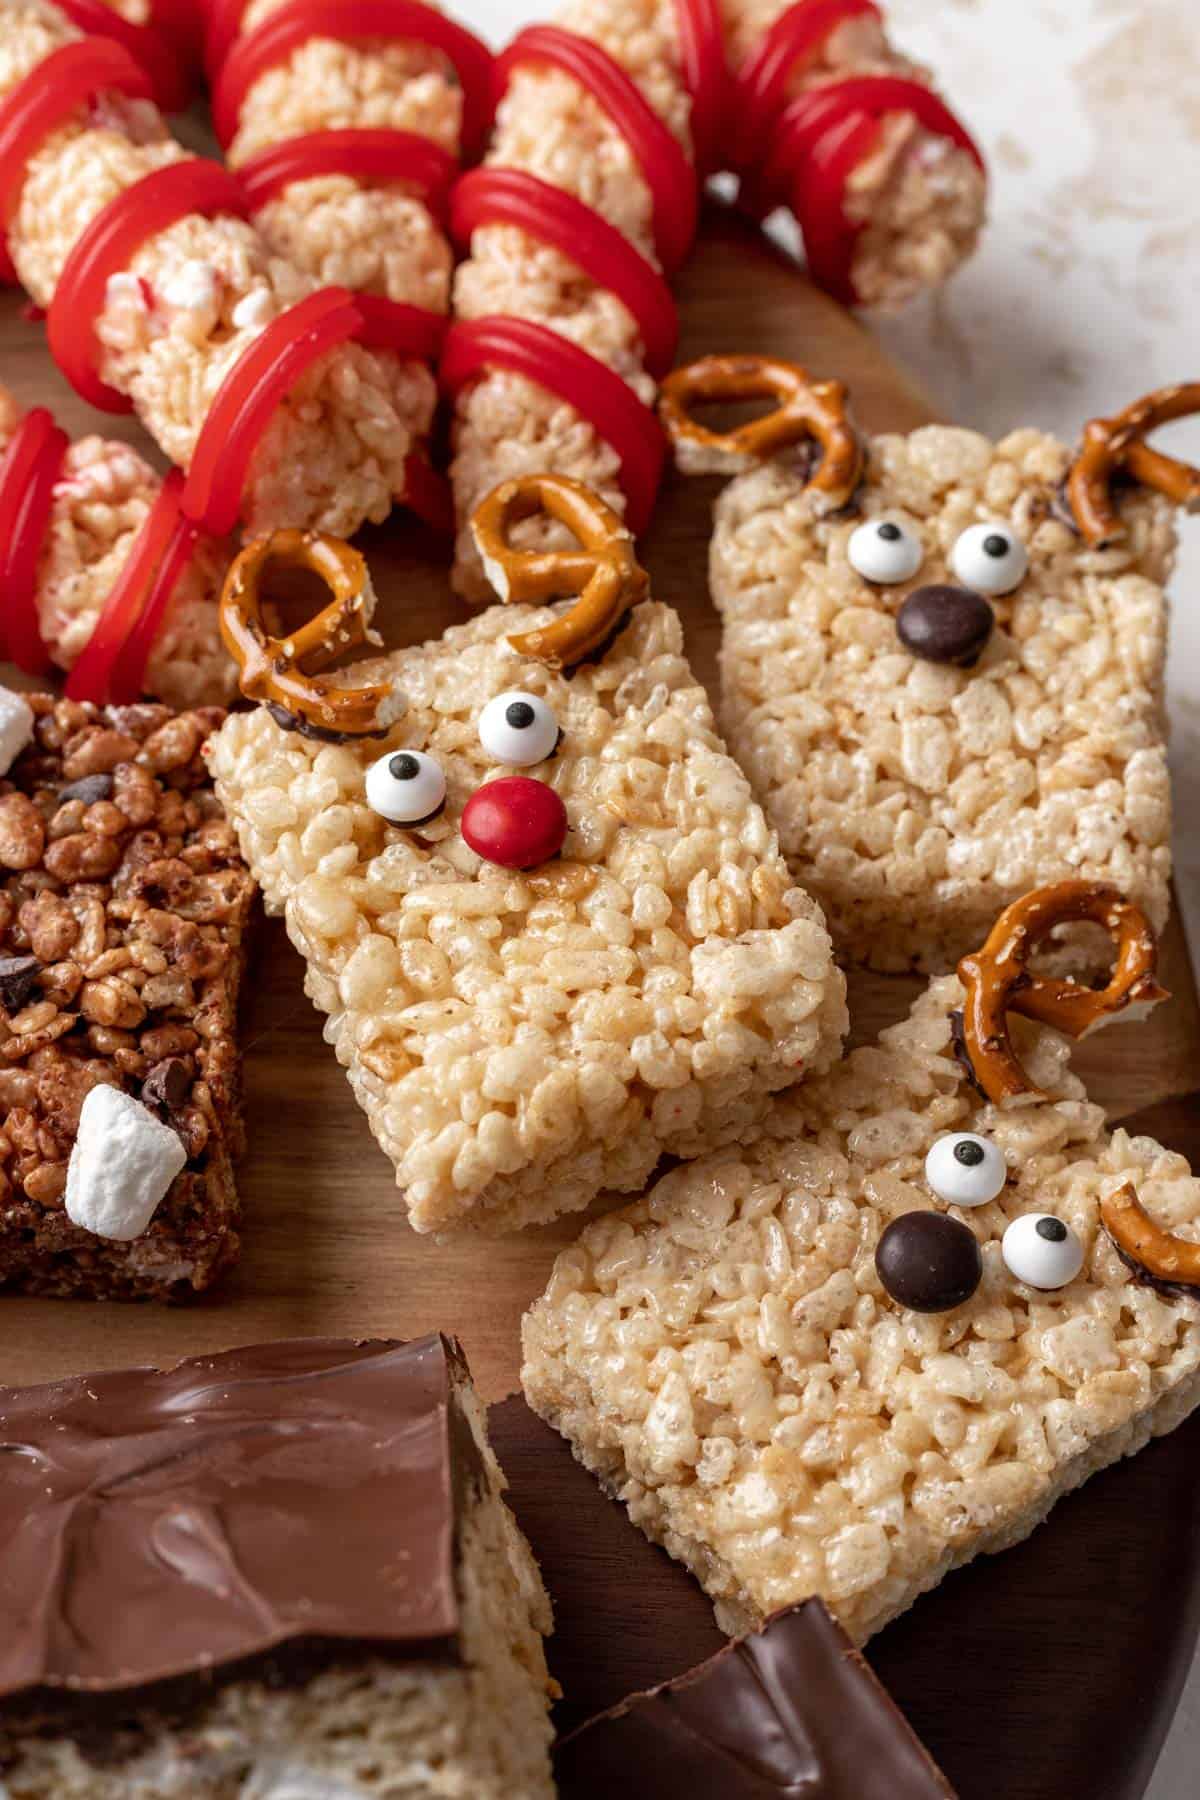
[467,0,1199,1789]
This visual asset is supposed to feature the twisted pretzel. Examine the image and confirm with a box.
[219,530,402,738]
[471,473,649,667]
[1100,1180,1200,1296]
[956,881,1168,1104]
[658,354,863,506]
[1067,383,1200,547]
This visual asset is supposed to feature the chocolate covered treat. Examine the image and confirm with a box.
[212,484,846,1235]
[0,692,256,1299]
[524,881,1200,1644]
[0,1335,556,1799]
[660,359,1199,974]
[555,1599,956,1799]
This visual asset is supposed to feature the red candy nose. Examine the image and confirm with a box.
[461,777,568,869]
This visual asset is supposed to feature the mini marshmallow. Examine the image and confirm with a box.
[65,1086,187,1241]
[0,688,34,776]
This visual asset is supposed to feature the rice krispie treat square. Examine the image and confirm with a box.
[0,1335,556,1800]
[212,543,847,1233]
[0,690,256,1300]
[523,881,1200,1644]
[661,361,1200,972]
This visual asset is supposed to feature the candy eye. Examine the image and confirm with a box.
[365,749,446,824]
[1001,1213,1084,1290]
[950,523,1028,596]
[478,691,559,765]
[924,1132,1006,1207]
[847,518,924,584]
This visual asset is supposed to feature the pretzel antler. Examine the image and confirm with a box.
[956,880,1168,1104]
[1067,383,1200,546]
[220,530,403,739]
[1100,1180,1200,1296]
[658,354,864,507]
[471,474,650,667]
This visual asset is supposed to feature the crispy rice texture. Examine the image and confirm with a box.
[0,1373,556,1799]
[523,978,1200,1645]
[0,390,233,711]
[211,601,847,1234]
[706,424,1174,974]
[1,2,431,538]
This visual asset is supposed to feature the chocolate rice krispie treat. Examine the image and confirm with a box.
[660,360,1200,973]
[211,483,846,1235]
[524,881,1200,1644]
[0,689,255,1299]
[0,1335,556,1799]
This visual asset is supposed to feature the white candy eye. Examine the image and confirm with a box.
[847,518,924,584]
[950,523,1028,596]
[1002,1213,1084,1290]
[365,749,446,824]
[478,691,559,765]
[925,1132,1006,1207]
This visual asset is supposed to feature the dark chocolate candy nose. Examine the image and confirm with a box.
[896,584,994,666]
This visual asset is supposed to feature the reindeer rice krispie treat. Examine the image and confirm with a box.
[660,358,1199,972]
[524,880,1200,1643]
[0,1335,557,1800]
[0,0,433,538]
[211,478,847,1233]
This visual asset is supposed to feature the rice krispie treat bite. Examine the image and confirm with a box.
[523,880,1200,1644]
[0,383,234,709]
[0,1335,557,1800]
[210,479,847,1233]
[0,0,434,539]
[444,0,985,596]
[0,690,256,1299]
[661,358,1199,972]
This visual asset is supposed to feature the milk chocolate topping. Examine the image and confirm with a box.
[554,1599,957,1799]
[0,1336,480,1709]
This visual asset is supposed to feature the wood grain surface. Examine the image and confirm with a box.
[1,208,1198,1800]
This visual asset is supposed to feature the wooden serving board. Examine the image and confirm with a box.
[2,209,1198,1800]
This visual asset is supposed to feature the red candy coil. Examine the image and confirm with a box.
[237,127,458,228]
[441,317,665,537]
[0,408,68,674]
[727,0,882,175]
[47,160,249,413]
[0,39,152,284]
[672,0,729,176]
[54,0,193,114]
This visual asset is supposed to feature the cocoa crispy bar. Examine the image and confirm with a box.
[0,695,255,1299]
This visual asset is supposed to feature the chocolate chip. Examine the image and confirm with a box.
[0,955,41,1014]
[58,773,114,805]
[140,1057,192,1115]
[896,584,995,665]
[875,1211,982,1313]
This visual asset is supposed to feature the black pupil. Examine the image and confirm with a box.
[983,534,1010,558]
[389,753,420,782]
[953,1139,985,1167]
[506,702,536,730]
[877,522,902,542]
[1036,1217,1068,1242]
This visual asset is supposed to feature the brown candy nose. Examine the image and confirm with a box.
[896,584,994,666]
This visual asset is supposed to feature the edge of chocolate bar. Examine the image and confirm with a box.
[553,1599,958,1800]
[0,1335,484,1736]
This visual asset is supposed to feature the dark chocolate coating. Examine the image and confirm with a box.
[57,773,115,804]
[554,1599,957,1799]
[0,1336,480,1716]
[0,954,41,1014]
[876,1212,982,1312]
[896,585,994,665]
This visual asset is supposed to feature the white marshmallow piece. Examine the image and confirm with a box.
[65,1086,187,1241]
[0,688,34,776]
